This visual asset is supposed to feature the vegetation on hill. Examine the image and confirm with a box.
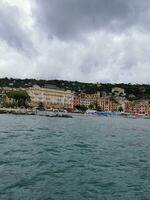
[6,90,30,107]
[0,78,150,100]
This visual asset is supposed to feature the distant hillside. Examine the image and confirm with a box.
[0,78,150,100]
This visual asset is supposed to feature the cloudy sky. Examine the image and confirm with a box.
[0,0,150,83]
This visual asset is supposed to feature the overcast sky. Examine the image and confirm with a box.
[0,0,150,83]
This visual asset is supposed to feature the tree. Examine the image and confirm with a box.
[37,102,45,111]
[88,102,96,110]
[75,105,87,112]
[6,90,30,107]
[118,106,123,112]
[96,106,103,112]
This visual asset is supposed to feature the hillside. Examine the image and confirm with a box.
[0,78,150,100]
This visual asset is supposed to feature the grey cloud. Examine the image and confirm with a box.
[35,0,149,40]
[0,2,32,51]
[0,0,150,84]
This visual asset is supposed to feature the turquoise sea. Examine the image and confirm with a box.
[0,114,150,200]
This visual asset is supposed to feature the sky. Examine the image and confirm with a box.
[0,0,150,83]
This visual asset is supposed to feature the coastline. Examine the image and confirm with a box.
[0,108,149,119]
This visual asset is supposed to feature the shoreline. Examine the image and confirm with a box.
[0,108,150,119]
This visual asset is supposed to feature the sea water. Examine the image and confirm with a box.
[0,114,150,200]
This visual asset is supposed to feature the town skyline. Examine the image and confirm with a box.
[0,82,150,116]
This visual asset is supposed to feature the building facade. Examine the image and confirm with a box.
[79,93,100,108]
[26,85,74,109]
[96,97,118,112]
[80,98,96,107]
[73,96,81,107]
[125,100,150,115]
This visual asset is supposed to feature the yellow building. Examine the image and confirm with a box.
[96,97,118,112]
[26,85,73,109]
[80,98,96,107]
[79,92,100,107]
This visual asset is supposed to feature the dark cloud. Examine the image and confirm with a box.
[0,0,150,83]
[35,0,149,40]
[0,2,32,51]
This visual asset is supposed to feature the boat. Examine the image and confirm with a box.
[50,113,72,118]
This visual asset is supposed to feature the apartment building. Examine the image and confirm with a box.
[125,100,150,115]
[79,92,100,107]
[80,98,96,107]
[96,98,118,112]
[73,96,80,107]
[26,85,74,109]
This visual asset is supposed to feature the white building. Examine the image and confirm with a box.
[112,87,125,96]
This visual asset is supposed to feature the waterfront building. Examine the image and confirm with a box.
[75,92,119,112]
[96,97,118,112]
[125,100,150,115]
[26,85,74,109]
[73,96,80,107]
[79,92,100,108]
[80,98,96,107]
[135,101,150,115]
[125,101,133,113]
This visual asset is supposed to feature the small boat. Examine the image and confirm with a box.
[51,114,72,118]
[0,110,8,114]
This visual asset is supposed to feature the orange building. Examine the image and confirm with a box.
[96,98,118,112]
[125,101,134,113]
[73,96,80,107]
[125,101,150,115]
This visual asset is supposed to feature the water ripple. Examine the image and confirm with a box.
[0,115,150,200]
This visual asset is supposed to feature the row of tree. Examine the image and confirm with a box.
[75,103,103,112]
[75,103,123,112]
[2,90,30,108]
